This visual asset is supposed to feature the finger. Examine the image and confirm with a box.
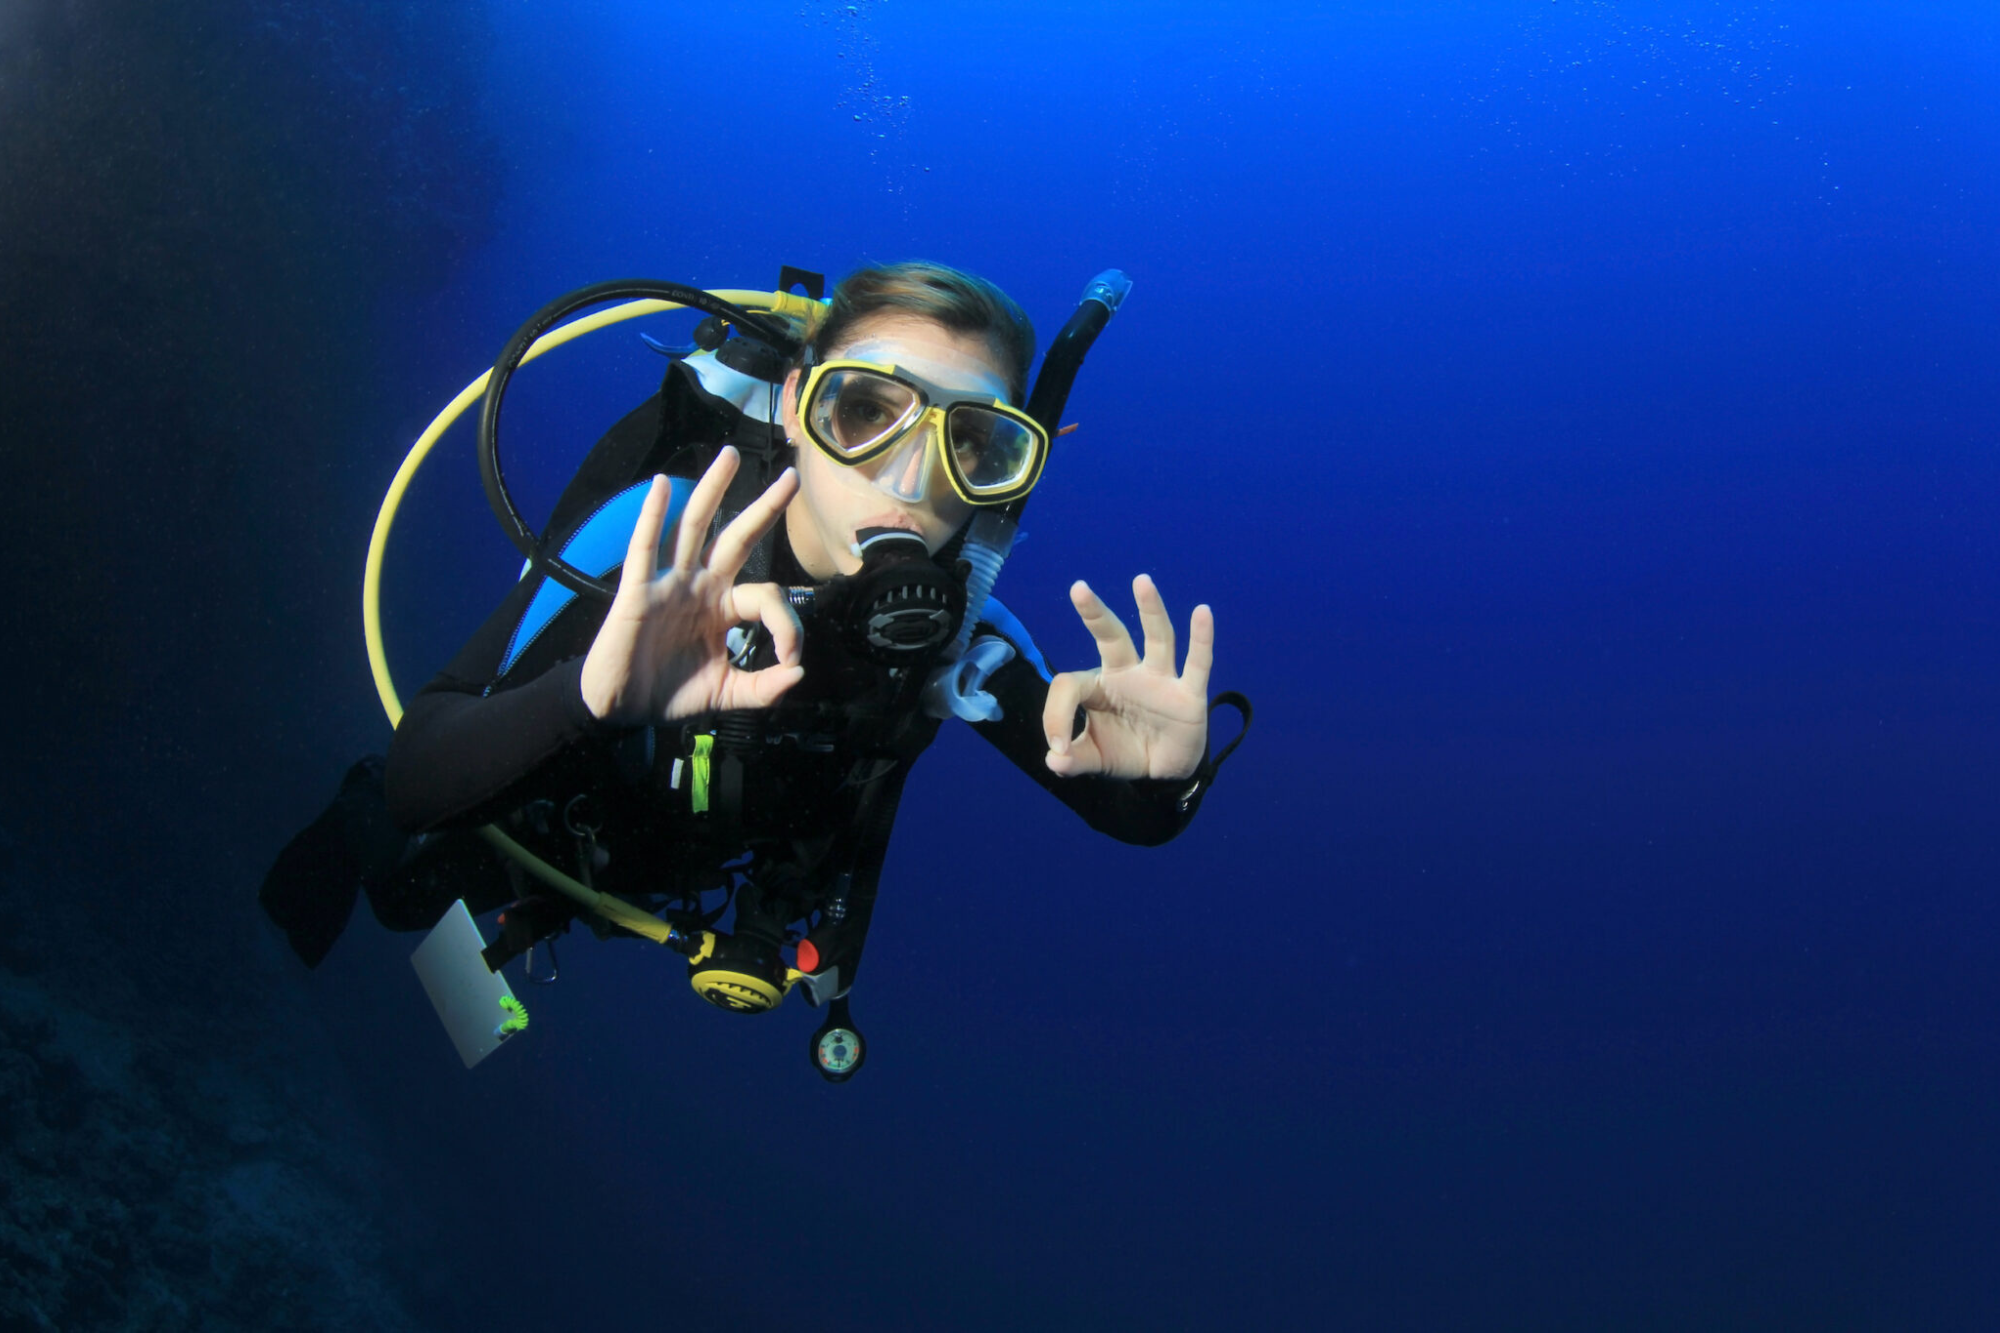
[672,446,741,572]
[1133,573,1177,673]
[1183,603,1215,694]
[708,467,798,580]
[726,581,803,667]
[728,663,805,710]
[617,475,671,595]
[1042,671,1105,776]
[1045,718,1102,775]
[1070,580,1140,671]
[1041,670,1084,758]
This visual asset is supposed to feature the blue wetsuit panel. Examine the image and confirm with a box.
[497,476,693,679]
[980,595,1053,682]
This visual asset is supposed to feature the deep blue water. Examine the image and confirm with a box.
[8,1,1999,1328]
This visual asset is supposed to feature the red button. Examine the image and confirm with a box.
[796,939,821,973]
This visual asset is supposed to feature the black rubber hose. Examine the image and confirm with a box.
[478,280,803,601]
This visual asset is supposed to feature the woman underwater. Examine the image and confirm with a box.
[263,262,1243,1075]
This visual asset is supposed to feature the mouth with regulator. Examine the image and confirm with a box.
[847,513,926,558]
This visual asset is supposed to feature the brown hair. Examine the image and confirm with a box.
[806,261,1037,403]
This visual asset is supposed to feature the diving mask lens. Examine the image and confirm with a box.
[810,368,922,459]
[945,404,1040,498]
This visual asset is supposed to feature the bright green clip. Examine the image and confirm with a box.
[691,734,714,814]
[495,995,529,1038]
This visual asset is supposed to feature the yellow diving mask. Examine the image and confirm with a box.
[798,358,1051,507]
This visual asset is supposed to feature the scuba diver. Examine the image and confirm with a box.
[261,261,1248,1080]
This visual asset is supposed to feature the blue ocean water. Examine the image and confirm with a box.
[3,2,1996,1329]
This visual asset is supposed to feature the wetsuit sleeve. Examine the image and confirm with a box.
[967,643,1212,848]
[382,387,696,834]
[382,573,622,834]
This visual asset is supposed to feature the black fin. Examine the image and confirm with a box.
[258,757,409,968]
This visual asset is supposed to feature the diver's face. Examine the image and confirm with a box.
[782,314,1010,580]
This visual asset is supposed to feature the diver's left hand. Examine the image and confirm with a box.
[1043,574,1213,781]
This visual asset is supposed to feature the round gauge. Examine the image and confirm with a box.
[816,1027,863,1075]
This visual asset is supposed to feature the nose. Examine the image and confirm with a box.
[891,427,929,495]
[871,411,940,503]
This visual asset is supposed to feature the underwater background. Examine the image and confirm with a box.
[3,1,1996,1328]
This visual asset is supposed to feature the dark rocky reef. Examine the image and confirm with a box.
[0,838,436,1331]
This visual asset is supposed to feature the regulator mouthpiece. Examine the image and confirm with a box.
[834,529,964,664]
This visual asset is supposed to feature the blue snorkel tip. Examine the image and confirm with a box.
[1081,269,1133,315]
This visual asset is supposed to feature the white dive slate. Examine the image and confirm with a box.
[411,899,526,1069]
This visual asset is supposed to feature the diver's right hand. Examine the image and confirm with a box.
[580,446,804,726]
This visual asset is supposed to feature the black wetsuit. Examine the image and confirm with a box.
[268,357,1218,986]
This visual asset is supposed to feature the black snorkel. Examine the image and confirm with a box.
[1024,270,1133,447]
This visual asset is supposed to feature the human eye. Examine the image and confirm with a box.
[830,380,911,446]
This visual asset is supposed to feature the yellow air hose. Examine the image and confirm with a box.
[361,289,822,947]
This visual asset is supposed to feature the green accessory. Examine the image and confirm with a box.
[691,734,714,814]
[496,995,529,1037]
